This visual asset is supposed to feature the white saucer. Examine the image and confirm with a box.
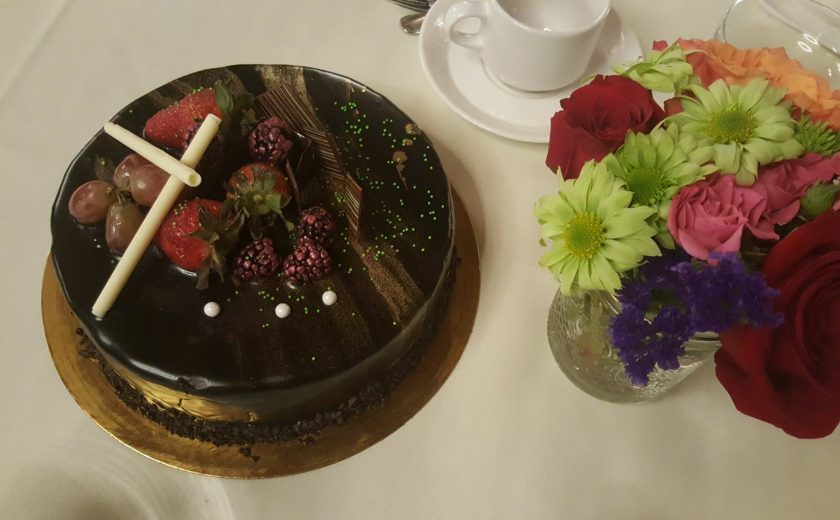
[419,1,643,143]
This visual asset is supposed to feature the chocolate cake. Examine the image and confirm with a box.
[50,65,455,442]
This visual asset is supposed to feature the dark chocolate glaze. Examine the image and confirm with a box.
[50,65,454,420]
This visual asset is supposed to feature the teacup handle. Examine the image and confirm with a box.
[444,1,487,50]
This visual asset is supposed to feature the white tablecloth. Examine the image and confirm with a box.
[3,1,840,518]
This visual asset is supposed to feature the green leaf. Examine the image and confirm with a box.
[796,115,840,156]
[264,193,283,214]
[214,81,234,118]
[196,264,211,290]
[214,82,256,140]
[254,167,277,191]
[801,182,840,219]
[197,205,215,230]
[240,108,258,134]
[280,192,292,209]
[248,214,263,238]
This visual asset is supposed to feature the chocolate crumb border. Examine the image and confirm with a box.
[74,254,459,449]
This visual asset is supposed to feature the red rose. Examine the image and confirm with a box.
[545,75,665,179]
[663,97,684,117]
[716,211,840,438]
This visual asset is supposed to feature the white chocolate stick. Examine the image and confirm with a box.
[103,123,202,186]
[91,115,221,318]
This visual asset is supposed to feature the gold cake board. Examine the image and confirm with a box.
[41,193,480,478]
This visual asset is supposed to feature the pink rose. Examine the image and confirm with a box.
[668,174,774,260]
[750,153,840,226]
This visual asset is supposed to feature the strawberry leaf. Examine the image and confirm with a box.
[265,193,284,214]
[192,229,218,242]
[214,80,256,140]
[220,198,239,218]
[253,167,277,192]
[197,205,215,231]
[214,82,234,119]
[190,201,244,289]
[196,263,211,290]
[247,214,264,239]
[240,108,258,134]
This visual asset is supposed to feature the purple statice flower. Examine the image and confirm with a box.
[609,252,781,385]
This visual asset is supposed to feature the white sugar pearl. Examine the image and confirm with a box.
[275,303,291,318]
[203,302,221,318]
[322,290,338,306]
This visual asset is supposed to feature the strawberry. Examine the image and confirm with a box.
[156,198,243,289]
[144,82,256,150]
[144,89,223,148]
[228,162,291,197]
[227,162,293,238]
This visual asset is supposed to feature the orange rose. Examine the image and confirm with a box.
[676,38,840,130]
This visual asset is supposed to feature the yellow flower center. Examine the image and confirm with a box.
[707,107,756,144]
[564,213,605,259]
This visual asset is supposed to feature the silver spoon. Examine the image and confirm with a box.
[400,12,426,34]
[390,0,429,11]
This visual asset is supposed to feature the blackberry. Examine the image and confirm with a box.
[282,238,332,285]
[298,206,336,246]
[248,117,294,165]
[180,121,225,174]
[232,238,280,281]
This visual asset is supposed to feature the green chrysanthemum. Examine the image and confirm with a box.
[668,79,804,185]
[611,126,715,248]
[796,115,840,156]
[535,158,661,295]
[612,42,698,94]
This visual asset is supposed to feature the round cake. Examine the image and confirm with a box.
[50,65,454,441]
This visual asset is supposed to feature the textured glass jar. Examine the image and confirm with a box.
[547,290,721,403]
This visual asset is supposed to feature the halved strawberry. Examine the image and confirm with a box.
[227,162,293,237]
[144,89,223,148]
[156,198,243,288]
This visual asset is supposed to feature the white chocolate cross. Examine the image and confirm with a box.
[91,114,221,318]
[103,123,202,186]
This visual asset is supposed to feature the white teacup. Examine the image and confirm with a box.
[444,0,611,92]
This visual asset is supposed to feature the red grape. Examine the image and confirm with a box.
[105,201,143,254]
[130,164,169,206]
[68,180,117,224]
[113,153,149,191]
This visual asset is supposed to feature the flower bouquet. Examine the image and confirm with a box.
[536,39,840,438]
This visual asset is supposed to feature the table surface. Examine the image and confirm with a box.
[3,1,840,518]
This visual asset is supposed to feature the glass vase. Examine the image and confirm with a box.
[547,289,721,403]
[714,0,840,89]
